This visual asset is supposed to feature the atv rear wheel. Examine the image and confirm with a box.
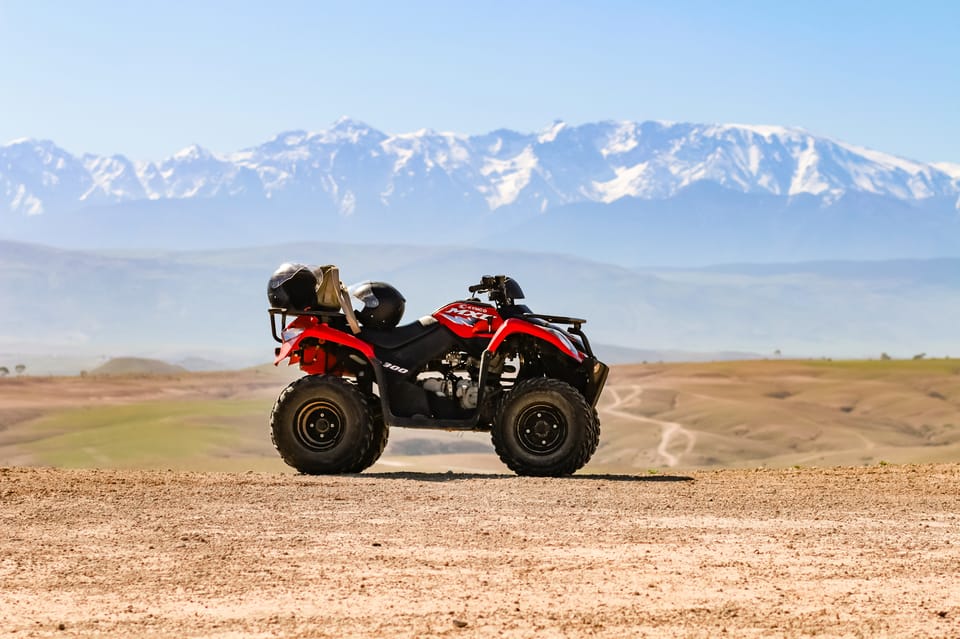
[492,378,600,477]
[345,395,388,473]
[270,375,374,474]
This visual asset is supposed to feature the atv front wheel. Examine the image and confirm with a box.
[492,378,600,476]
[270,375,374,474]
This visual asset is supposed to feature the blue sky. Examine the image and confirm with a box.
[1,1,957,162]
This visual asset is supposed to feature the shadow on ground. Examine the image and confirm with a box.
[346,472,695,483]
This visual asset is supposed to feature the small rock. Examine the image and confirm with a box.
[372,542,382,547]
[452,619,468,628]
[58,623,66,631]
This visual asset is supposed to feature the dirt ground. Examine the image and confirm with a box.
[1,464,959,638]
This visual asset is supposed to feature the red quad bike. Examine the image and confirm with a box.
[266,265,609,476]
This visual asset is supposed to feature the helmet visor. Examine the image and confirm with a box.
[348,281,381,308]
[270,263,310,289]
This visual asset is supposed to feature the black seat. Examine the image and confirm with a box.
[359,320,439,350]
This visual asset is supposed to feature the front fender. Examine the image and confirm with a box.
[486,318,585,363]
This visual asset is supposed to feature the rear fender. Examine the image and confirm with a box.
[274,321,375,367]
[486,318,584,363]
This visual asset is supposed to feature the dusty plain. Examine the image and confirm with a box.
[1,464,959,638]
[2,359,960,637]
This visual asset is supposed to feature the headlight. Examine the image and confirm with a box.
[281,327,305,342]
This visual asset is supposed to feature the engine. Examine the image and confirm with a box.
[421,376,479,410]
[419,351,481,410]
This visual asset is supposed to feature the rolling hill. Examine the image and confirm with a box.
[1,359,958,473]
[89,357,188,376]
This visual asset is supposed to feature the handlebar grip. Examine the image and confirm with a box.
[469,275,498,293]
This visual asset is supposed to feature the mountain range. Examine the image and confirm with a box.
[3,119,960,265]
[3,120,958,374]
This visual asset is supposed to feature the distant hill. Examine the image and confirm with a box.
[592,343,763,365]
[90,357,187,376]
[1,240,958,370]
[174,357,228,372]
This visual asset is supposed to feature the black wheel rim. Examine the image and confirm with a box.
[515,403,567,455]
[294,400,346,452]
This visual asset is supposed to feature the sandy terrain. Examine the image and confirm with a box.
[590,359,960,471]
[2,464,958,638]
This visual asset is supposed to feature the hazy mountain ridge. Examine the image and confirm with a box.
[4,118,959,218]
[2,240,957,371]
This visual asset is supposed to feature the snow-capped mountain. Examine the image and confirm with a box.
[3,117,958,217]
[3,118,960,265]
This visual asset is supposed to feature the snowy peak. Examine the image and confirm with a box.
[933,162,960,180]
[260,129,312,150]
[170,144,217,162]
[0,138,93,214]
[2,121,959,218]
[321,117,385,145]
[593,121,956,203]
[81,154,145,203]
[537,120,568,144]
[330,116,372,132]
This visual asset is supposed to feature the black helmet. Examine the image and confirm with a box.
[351,281,405,329]
[267,263,318,311]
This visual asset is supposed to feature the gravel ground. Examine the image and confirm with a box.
[1,464,959,638]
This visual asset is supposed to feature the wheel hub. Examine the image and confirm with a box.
[294,401,345,452]
[516,404,567,455]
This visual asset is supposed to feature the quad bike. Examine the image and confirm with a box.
[266,264,608,476]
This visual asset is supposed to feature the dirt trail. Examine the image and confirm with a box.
[1,464,959,638]
[605,386,696,467]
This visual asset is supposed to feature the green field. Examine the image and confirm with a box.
[18,400,285,471]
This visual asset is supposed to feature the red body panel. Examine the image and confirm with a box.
[274,316,376,369]
[432,301,503,339]
[487,318,585,362]
[274,302,584,374]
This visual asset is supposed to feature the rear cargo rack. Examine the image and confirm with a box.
[268,307,343,343]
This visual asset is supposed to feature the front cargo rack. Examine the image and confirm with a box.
[522,313,595,358]
[522,313,586,329]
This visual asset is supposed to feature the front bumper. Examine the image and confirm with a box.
[583,358,609,407]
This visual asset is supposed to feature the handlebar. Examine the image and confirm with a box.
[468,275,502,293]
